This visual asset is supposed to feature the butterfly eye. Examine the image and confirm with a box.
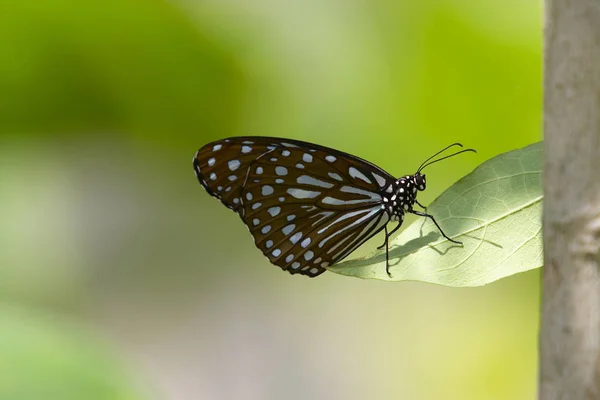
[416,174,426,191]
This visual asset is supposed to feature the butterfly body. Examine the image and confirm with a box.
[381,173,427,222]
[193,136,473,277]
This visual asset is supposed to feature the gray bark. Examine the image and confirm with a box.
[541,0,600,399]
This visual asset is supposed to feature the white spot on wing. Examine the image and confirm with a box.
[340,186,381,201]
[266,240,273,248]
[289,232,302,244]
[241,146,252,153]
[328,172,343,181]
[282,224,296,235]
[301,238,311,248]
[349,167,372,184]
[272,249,281,257]
[321,188,379,205]
[262,185,274,196]
[210,172,217,181]
[256,167,263,174]
[372,173,388,187]
[303,153,313,163]
[268,206,281,216]
[276,166,288,176]
[208,158,215,167]
[228,160,241,171]
[304,251,314,261]
[213,144,222,151]
[262,225,271,234]
[287,188,321,199]
[322,197,345,205]
[297,175,334,189]
[252,202,262,210]
[325,155,336,162]
[285,254,294,262]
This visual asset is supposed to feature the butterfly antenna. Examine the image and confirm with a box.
[417,148,476,173]
[416,143,463,173]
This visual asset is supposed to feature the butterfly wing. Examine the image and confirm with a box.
[193,136,395,277]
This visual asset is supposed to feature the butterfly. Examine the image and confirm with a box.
[193,137,475,277]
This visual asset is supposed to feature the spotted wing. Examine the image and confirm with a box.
[193,136,395,277]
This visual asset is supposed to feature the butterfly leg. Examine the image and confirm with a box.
[377,221,402,249]
[410,210,462,245]
[379,226,394,277]
[415,200,427,210]
[379,222,402,277]
[381,225,390,276]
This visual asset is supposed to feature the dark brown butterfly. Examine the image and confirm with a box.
[193,137,474,277]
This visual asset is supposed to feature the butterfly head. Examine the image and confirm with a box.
[413,172,427,192]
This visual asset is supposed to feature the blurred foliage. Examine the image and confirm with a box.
[0,0,541,399]
[0,303,147,400]
[0,0,243,141]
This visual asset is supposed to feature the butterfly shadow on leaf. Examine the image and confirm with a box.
[386,230,463,268]
[332,207,476,276]
[334,230,452,274]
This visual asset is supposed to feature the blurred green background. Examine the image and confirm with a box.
[0,1,541,399]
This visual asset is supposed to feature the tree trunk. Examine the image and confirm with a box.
[540,0,600,399]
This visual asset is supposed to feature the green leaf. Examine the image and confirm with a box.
[329,142,542,286]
